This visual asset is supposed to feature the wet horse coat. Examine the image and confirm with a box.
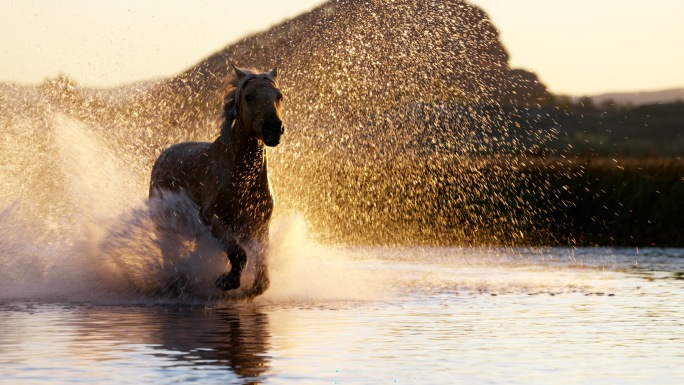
[149,67,284,296]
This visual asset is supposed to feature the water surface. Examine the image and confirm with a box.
[1,247,682,385]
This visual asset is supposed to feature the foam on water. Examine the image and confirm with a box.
[261,215,389,304]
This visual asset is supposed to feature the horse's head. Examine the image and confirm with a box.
[233,66,284,147]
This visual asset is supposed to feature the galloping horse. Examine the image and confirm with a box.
[149,66,284,297]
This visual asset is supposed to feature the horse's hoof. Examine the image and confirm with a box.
[215,272,241,291]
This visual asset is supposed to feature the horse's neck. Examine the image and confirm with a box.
[218,127,267,181]
[234,138,266,175]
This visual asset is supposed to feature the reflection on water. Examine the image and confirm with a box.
[0,303,270,384]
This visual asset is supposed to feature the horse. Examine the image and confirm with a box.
[149,66,284,297]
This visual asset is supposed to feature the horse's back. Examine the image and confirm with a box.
[149,141,212,199]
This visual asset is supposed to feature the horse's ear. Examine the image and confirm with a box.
[233,65,247,80]
[269,67,278,79]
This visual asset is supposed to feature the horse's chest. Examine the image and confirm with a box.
[210,183,274,233]
[233,188,274,222]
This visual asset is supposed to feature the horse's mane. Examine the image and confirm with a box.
[221,68,259,132]
[219,68,259,155]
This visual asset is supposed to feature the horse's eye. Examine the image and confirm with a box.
[277,93,284,102]
[245,95,254,103]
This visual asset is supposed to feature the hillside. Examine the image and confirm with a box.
[590,88,684,107]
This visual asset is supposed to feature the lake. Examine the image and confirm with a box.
[1,245,682,385]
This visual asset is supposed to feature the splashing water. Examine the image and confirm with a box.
[0,111,604,304]
[0,111,396,303]
[0,0,625,304]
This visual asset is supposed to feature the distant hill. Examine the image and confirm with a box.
[590,88,684,107]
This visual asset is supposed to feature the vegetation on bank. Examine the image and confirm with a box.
[544,97,684,157]
[545,157,684,247]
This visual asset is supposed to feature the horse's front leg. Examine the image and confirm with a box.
[203,210,247,291]
[215,238,247,291]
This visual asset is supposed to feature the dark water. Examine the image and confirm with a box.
[1,247,683,385]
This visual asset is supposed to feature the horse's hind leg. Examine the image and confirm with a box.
[250,256,270,296]
[215,240,247,291]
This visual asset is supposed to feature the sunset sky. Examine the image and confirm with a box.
[1,0,682,96]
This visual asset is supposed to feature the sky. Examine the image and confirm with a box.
[1,0,682,96]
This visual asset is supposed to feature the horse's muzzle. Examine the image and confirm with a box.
[262,120,284,147]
